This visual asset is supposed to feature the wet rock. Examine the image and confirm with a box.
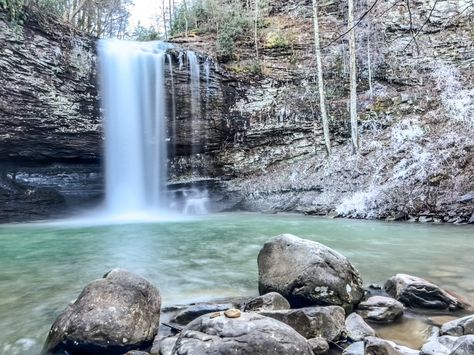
[307,337,329,354]
[155,336,177,355]
[242,292,290,311]
[170,303,232,325]
[346,313,375,341]
[440,314,474,336]
[258,306,345,341]
[258,234,364,309]
[124,352,150,355]
[43,269,161,355]
[172,311,314,354]
[343,341,364,355]
[384,274,468,310]
[357,296,404,322]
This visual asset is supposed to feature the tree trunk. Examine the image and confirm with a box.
[254,0,259,60]
[348,0,358,153]
[311,0,331,155]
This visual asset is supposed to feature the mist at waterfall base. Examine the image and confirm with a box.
[96,40,210,222]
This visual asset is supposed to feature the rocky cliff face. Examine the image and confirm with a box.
[0,0,473,223]
[179,0,474,222]
[0,10,100,163]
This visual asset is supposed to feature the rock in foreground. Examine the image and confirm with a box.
[43,269,161,355]
[258,306,346,341]
[385,274,468,310]
[243,292,290,312]
[172,311,314,354]
[357,296,404,322]
[440,314,474,336]
[258,234,364,309]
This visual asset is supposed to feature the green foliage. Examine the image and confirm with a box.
[171,0,252,59]
[0,0,28,23]
[132,24,161,41]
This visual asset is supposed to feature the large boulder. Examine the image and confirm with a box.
[171,311,314,354]
[440,314,474,336]
[258,234,364,309]
[357,296,404,322]
[384,274,468,310]
[258,306,345,341]
[242,292,290,312]
[43,269,161,355]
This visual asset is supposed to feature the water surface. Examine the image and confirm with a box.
[0,213,472,354]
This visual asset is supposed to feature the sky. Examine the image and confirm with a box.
[128,0,162,29]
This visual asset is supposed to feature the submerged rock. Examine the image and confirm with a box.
[346,312,376,341]
[384,274,468,310]
[258,234,364,309]
[258,306,345,341]
[171,311,314,354]
[357,296,404,322]
[440,314,474,336]
[43,269,161,355]
[242,292,290,312]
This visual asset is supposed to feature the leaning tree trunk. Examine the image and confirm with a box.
[348,0,359,153]
[311,0,331,155]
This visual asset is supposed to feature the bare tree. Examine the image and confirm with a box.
[311,0,331,155]
[348,0,359,153]
[254,0,259,60]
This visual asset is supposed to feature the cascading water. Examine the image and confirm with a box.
[187,51,201,159]
[98,40,172,216]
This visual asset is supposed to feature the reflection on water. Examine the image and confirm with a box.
[371,315,433,349]
[0,213,473,354]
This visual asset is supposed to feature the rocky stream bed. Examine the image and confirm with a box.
[41,234,474,355]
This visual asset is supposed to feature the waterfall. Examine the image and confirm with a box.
[98,40,171,216]
[167,54,177,159]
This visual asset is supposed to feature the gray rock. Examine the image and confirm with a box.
[343,341,365,355]
[441,314,474,336]
[451,335,474,354]
[171,303,232,325]
[357,296,404,322]
[384,274,468,310]
[159,336,178,355]
[124,352,150,355]
[346,313,376,341]
[364,336,402,355]
[171,311,314,354]
[420,335,458,355]
[242,292,290,312]
[258,234,364,309]
[307,337,329,354]
[43,269,161,355]
[258,306,345,341]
